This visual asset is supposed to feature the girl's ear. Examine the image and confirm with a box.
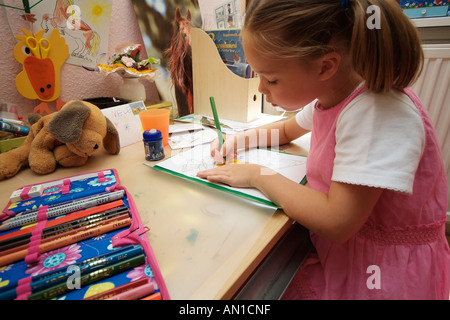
[317,52,341,81]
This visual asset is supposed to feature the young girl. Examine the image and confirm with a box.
[197,0,450,299]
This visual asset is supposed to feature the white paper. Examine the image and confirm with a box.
[169,123,204,133]
[169,127,217,149]
[152,144,307,206]
[101,101,146,148]
[175,113,286,134]
[216,113,286,133]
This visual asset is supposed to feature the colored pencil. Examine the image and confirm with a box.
[0,121,29,135]
[209,96,224,149]
[2,190,125,229]
[141,292,162,300]
[28,254,145,300]
[83,277,149,300]
[0,245,143,300]
[0,213,130,257]
[0,217,131,267]
[0,190,125,231]
[31,245,143,289]
[0,118,25,126]
[38,208,128,240]
[0,200,125,242]
[106,282,154,300]
[0,206,129,252]
[4,190,113,220]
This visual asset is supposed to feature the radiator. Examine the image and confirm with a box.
[411,44,450,212]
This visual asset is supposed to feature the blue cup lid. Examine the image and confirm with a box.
[143,129,162,140]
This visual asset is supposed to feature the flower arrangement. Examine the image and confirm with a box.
[97,44,160,77]
[109,44,160,71]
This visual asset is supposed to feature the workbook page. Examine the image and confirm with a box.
[152,144,307,207]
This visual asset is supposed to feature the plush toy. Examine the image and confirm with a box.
[0,100,120,180]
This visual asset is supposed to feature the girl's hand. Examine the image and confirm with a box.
[210,137,237,164]
[197,163,264,188]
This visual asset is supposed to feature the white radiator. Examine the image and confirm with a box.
[411,44,450,212]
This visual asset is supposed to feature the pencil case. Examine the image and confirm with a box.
[1,169,122,221]
[0,168,169,300]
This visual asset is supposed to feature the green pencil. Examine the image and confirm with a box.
[209,97,224,149]
[28,254,146,300]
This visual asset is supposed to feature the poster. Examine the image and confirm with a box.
[198,0,243,29]
[31,0,112,69]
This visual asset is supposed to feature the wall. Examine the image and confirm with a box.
[0,0,159,119]
[412,18,450,213]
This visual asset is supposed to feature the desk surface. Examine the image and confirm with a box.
[0,136,309,299]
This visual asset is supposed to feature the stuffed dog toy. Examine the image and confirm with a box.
[0,100,120,180]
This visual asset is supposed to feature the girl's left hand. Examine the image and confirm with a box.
[197,163,264,188]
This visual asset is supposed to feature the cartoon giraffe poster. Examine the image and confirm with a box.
[31,0,112,69]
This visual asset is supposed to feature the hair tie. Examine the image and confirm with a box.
[340,0,350,9]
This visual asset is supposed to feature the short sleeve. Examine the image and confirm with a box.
[332,91,425,194]
[295,100,316,131]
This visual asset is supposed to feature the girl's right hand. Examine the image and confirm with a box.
[210,136,237,164]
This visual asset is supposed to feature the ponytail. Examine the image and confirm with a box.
[349,0,423,92]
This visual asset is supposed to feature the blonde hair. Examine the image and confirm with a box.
[244,0,423,93]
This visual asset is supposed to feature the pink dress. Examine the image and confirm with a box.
[282,86,450,299]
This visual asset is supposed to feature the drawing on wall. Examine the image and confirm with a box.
[214,0,241,29]
[13,28,70,115]
[31,0,112,69]
[198,0,243,30]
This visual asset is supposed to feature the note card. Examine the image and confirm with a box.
[101,101,146,147]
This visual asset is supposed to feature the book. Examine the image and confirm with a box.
[148,144,307,208]
[206,29,251,78]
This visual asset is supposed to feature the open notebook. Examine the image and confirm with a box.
[147,144,307,208]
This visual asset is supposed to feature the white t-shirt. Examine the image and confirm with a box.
[295,90,425,194]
